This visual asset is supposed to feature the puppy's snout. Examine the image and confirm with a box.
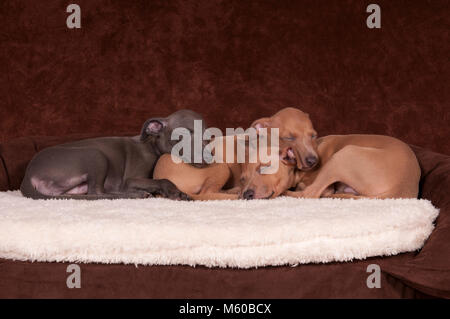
[305,155,318,168]
[243,189,255,200]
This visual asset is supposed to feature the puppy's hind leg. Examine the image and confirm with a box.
[62,174,89,195]
[284,146,368,198]
[30,175,88,196]
[284,167,341,199]
[289,145,392,199]
[84,149,110,195]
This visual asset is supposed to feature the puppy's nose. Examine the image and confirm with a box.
[305,155,318,168]
[243,189,255,200]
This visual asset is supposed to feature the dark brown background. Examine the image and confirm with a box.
[0,0,449,154]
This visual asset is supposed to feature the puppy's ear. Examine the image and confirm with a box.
[251,117,271,132]
[280,147,297,166]
[140,118,167,141]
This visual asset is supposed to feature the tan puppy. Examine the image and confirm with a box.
[240,137,421,199]
[250,107,421,199]
[252,107,319,170]
[153,135,243,200]
[153,155,241,200]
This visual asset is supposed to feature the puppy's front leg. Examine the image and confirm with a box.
[283,185,324,198]
[223,186,242,194]
[123,178,190,200]
[282,190,307,198]
[190,192,239,201]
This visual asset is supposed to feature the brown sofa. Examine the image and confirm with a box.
[1,137,449,298]
[0,0,449,298]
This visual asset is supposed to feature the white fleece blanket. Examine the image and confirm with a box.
[0,191,439,268]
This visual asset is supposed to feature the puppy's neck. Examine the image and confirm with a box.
[139,135,161,156]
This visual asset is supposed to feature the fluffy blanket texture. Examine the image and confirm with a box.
[0,191,439,268]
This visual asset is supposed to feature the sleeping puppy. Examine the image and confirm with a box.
[280,134,420,199]
[251,107,319,170]
[153,135,244,200]
[250,107,420,199]
[237,143,357,199]
[21,109,205,200]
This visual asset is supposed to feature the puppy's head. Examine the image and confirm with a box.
[251,107,319,170]
[140,109,207,164]
[239,144,298,200]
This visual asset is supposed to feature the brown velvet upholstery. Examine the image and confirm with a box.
[0,0,449,154]
[0,0,449,298]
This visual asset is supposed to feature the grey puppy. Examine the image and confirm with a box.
[20,109,206,200]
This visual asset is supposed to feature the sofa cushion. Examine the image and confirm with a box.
[380,146,450,298]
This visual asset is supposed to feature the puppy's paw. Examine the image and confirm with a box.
[178,192,192,201]
[158,179,191,201]
[132,191,152,199]
[167,189,191,201]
